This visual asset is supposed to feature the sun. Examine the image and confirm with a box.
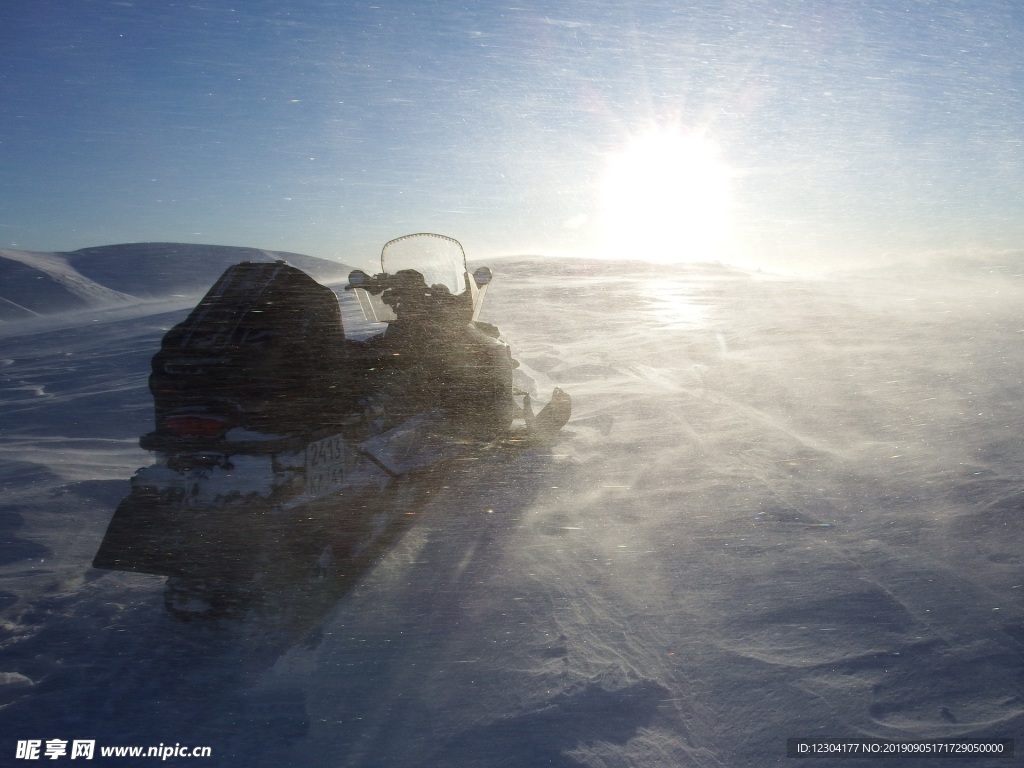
[598,126,731,264]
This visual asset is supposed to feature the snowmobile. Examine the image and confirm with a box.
[92,233,570,618]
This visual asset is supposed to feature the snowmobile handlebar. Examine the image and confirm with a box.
[346,266,491,294]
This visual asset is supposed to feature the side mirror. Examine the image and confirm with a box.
[346,269,372,290]
[473,266,493,289]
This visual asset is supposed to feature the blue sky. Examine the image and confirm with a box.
[2,0,1022,269]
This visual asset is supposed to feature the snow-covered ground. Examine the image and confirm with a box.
[2,245,1024,766]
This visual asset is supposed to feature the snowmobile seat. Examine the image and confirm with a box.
[149,261,361,437]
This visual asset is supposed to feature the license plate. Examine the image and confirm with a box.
[305,434,347,498]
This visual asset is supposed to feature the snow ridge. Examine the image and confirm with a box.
[0,243,352,321]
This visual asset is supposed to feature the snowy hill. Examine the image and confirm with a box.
[0,243,352,319]
[0,249,135,319]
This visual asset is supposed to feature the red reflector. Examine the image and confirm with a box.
[163,415,231,437]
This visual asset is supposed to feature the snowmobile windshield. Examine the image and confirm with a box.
[381,233,468,296]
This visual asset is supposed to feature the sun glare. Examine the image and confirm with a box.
[598,127,731,264]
